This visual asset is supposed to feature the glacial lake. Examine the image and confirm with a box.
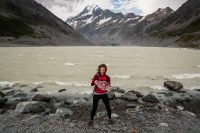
[0,46,200,95]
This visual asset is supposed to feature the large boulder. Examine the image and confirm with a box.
[6,97,29,109]
[127,90,143,97]
[32,94,51,103]
[164,81,184,92]
[121,91,138,101]
[55,107,73,119]
[111,86,125,93]
[142,94,158,103]
[15,101,48,113]
[114,92,124,99]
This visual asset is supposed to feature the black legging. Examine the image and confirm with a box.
[90,94,112,120]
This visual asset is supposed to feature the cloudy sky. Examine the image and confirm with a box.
[35,0,187,21]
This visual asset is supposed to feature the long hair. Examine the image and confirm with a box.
[97,64,107,74]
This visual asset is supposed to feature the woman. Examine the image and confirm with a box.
[88,64,114,126]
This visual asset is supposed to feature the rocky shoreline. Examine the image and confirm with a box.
[0,81,200,133]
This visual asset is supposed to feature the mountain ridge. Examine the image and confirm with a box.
[0,0,91,46]
[66,5,173,45]
[66,0,200,48]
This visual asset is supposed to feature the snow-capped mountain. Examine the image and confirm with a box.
[130,7,174,34]
[66,5,143,44]
[66,0,200,48]
[66,5,142,30]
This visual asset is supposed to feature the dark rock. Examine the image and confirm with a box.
[11,83,22,87]
[6,97,29,109]
[12,83,28,88]
[58,89,66,93]
[0,97,8,105]
[50,96,61,103]
[111,86,125,93]
[157,92,167,95]
[4,89,23,96]
[164,81,184,92]
[0,91,5,97]
[31,88,38,92]
[177,89,186,93]
[176,97,192,103]
[108,91,115,100]
[121,91,138,101]
[17,97,29,102]
[44,108,52,114]
[180,94,185,97]
[32,94,52,103]
[83,97,89,101]
[142,102,156,107]
[142,94,158,103]
[13,92,28,97]
[127,90,143,97]
[195,89,200,92]
[182,100,200,114]
[37,85,43,88]
[19,84,28,88]
[165,92,173,97]
[0,109,4,114]
[1,86,13,90]
[15,101,48,113]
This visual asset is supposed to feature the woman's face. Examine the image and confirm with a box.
[100,67,106,74]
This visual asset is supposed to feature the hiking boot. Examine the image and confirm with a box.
[88,120,94,126]
[108,119,114,124]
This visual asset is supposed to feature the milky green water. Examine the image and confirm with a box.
[0,46,200,93]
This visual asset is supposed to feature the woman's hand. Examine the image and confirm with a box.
[105,86,112,90]
[94,80,98,85]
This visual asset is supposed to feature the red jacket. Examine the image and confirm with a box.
[91,72,110,94]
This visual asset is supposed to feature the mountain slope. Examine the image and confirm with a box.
[0,0,91,46]
[148,0,200,48]
[129,7,173,35]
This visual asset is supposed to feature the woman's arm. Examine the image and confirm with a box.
[91,74,98,86]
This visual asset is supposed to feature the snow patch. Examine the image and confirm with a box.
[98,17,112,25]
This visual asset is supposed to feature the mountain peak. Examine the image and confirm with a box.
[84,4,101,11]
[156,7,174,14]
